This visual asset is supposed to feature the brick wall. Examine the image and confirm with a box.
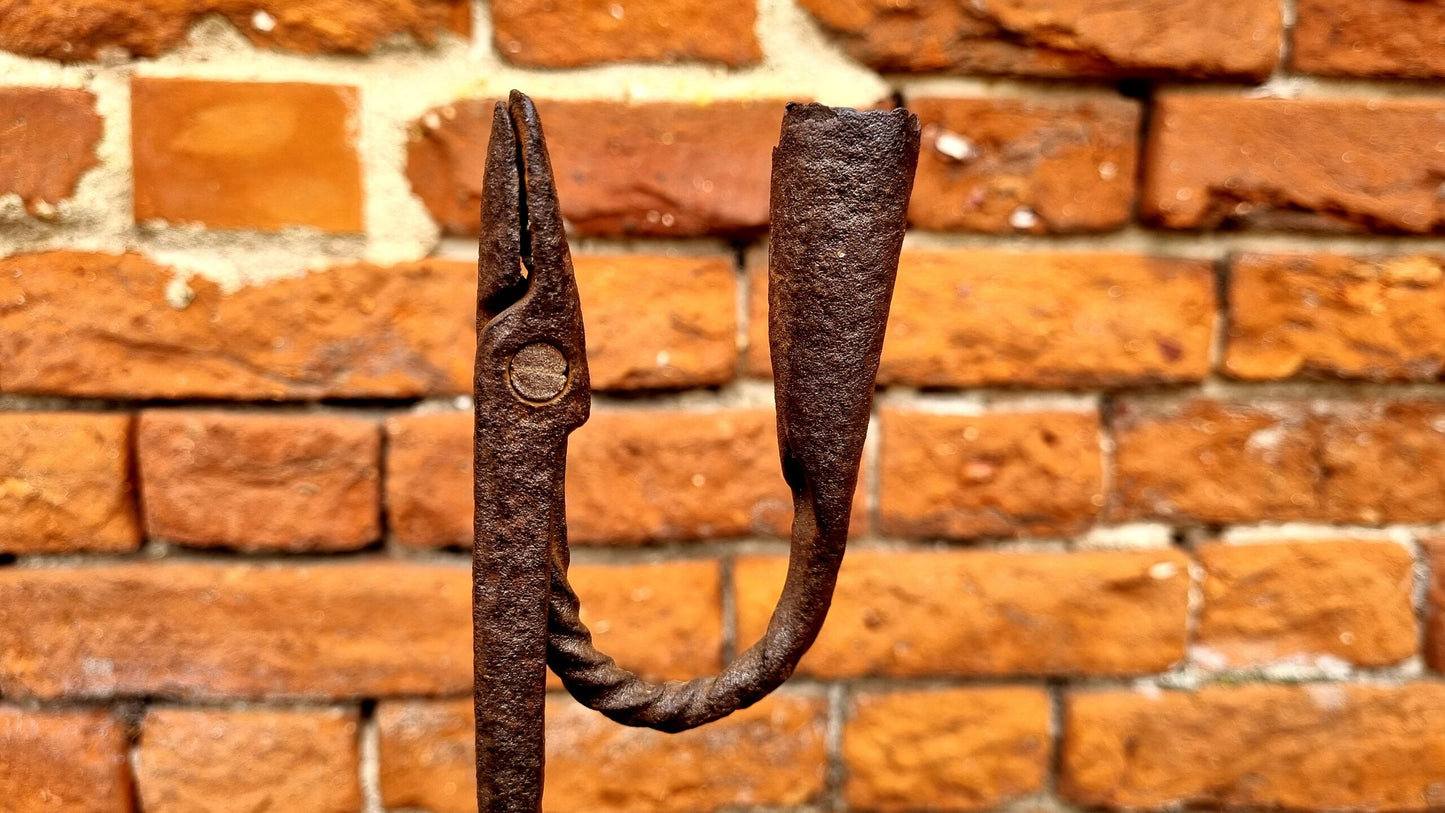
[3,1,1445,811]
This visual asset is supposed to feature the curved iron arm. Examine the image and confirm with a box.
[542,103,920,732]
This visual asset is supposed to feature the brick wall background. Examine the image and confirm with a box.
[3,1,1445,811]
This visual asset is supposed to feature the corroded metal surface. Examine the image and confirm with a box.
[474,90,919,812]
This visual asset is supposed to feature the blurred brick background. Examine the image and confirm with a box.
[3,1,1445,811]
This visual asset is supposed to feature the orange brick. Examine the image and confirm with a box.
[735,549,1190,677]
[1427,539,1445,672]
[907,96,1139,233]
[137,411,381,552]
[0,0,467,61]
[1227,253,1445,381]
[0,561,469,699]
[845,688,1050,811]
[1293,0,1445,78]
[0,707,131,813]
[1116,399,1445,525]
[131,78,362,232]
[1144,95,1445,233]
[797,0,1278,79]
[0,251,731,400]
[0,88,102,216]
[388,409,813,547]
[0,413,140,554]
[1197,540,1417,668]
[378,693,826,813]
[0,559,713,699]
[879,408,1103,539]
[491,0,760,68]
[1063,684,1445,809]
[1112,398,1319,524]
[747,250,1214,387]
[408,98,781,236]
[137,708,360,813]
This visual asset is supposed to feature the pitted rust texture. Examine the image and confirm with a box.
[474,90,919,812]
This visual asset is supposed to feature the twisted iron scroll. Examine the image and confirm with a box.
[543,104,920,732]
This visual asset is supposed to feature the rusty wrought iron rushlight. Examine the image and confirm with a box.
[473,89,920,812]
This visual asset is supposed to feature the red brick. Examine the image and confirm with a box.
[571,254,738,390]
[798,0,1278,79]
[1318,402,1445,525]
[735,549,1190,677]
[0,413,140,554]
[407,98,781,236]
[1293,0,1445,79]
[845,688,1050,811]
[752,250,1213,387]
[0,561,468,699]
[879,407,1103,540]
[0,559,713,698]
[0,0,467,61]
[0,707,131,813]
[137,411,381,552]
[387,409,828,547]
[1111,398,1320,524]
[132,78,363,233]
[378,693,826,813]
[0,251,729,400]
[1063,684,1445,809]
[137,708,360,813]
[1144,95,1445,233]
[0,88,102,217]
[907,96,1139,233]
[491,0,759,68]
[1197,540,1417,668]
[1227,253,1445,381]
[1427,539,1445,672]
[1118,398,1445,525]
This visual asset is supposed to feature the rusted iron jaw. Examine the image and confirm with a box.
[474,90,919,813]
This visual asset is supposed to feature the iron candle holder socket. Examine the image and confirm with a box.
[473,90,920,812]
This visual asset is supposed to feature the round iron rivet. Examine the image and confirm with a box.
[509,342,569,402]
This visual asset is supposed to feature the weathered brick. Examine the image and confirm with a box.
[0,413,140,554]
[844,688,1050,811]
[1227,253,1445,381]
[387,409,825,547]
[137,411,381,552]
[0,559,712,698]
[798,0,1278,79]
[1118,399,1445,526]
[1144,95,1445,233]
[752,250,1213,387]
[408,98,780,236]
[0,88,102,217]
[879,408,1103,540]
[1196,540,1417,668]
[378,693,826,813]
[1293,0,1445,79]
[735,549,1190,677]
[132,78,363,232]
[1111,399,1320,524]
[0,0,467,61]
[1427,539,1445,672]
[1063,684,1445,809]
[1317,402,1445,525]
[907,96,1139,233]
[137,708,360,813]
[0,707,131,813]
[0,251,729,400]
[570,254,738,390]
[491,0,759,68]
